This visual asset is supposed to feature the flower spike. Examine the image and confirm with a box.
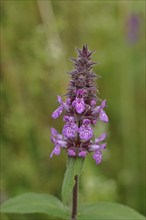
[50,45,108,165]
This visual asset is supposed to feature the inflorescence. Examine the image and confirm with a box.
[50,45,108,165]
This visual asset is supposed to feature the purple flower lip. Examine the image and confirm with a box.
[78,125,93,141]
[50,146,61,158]
[51,128,58,136]
[50,45,109,165]
[52,106,63,119]
[72,97,85,114]
[93,151,102,164]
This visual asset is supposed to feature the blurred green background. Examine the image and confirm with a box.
[0,0,145,219]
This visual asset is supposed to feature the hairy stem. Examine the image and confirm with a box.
[71,175,78,220]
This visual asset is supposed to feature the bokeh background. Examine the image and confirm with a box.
[1,0,145,219]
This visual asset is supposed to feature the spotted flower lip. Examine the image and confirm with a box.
[93,151,102,164]
[62,124,78,138]
[50,45,109,165]
[72,97,85,114]
[62,116,78,138]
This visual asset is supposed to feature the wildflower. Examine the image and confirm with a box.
[72,97,85,114]
[62,116,78,138]
[92,100,108,123]
[68,149,76,157]
[78,150,87,158]
[126,13,140,44]
[78,119,93,141]
[50,128,67,157]
[52,96,70,119]
[50,45,108,165]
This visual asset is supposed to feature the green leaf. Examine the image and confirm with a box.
[74,157,84,176]
[62,157,75,205]
[78,202,145,220]
[0,193,70,220]
[62,157,84,205]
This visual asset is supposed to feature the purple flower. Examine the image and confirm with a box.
[52,106,63,119]
[78,120,93,141]
[62,118,78,138]
[92,100,108,123]
[93,151,102,164]
[72,98,85,114]
[89,133,107,164]
[91,100,96,107]
[51,128,65,145]
[50,146,61,158]
[95,133,106,143]
[78,150,87,158]
[127,13,140,44]
[50,45,109,165]
[63,125,77,138]
[68,149,76,157]
[89,133,106,151]
[99,110,108,123]
[50,128,67,158]
[52,96,70,119]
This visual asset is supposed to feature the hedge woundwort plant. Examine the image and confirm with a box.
[50,45,108,220]
[1,45,144,220]
[51,45,108,162]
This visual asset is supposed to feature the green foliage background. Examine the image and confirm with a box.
[1,0,145,219]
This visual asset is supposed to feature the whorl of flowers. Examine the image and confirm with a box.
[50,45,108,165]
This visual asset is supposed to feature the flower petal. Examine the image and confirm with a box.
[93,151,102,164]
[68,149,76,156]
[51,128,58,136]
[72,98,85,114]
[91,100,96,106]
[100,143,107,150]
[78,150,87,157]
[57,96,62,104]
[95,133,106,143]
[83,119,91,125]
[50,146,61,158]
[79,126,93,141]
[89,144,100,151]
[52,106,63,119]
[99,110,108,123]
[63,125,77,138]
[57,140,67,148]
[100,99,106,109]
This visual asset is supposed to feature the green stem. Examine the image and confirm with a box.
[71,175,78,220]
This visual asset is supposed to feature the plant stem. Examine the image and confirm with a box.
[71,175,78,220]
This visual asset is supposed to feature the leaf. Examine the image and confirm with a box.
[61,157,75,205]
[0,193,70,220]
[62,157,84,205]
[78,202,145,220]
[74,157,84,176]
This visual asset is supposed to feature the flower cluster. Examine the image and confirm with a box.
[50,45,108,165]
